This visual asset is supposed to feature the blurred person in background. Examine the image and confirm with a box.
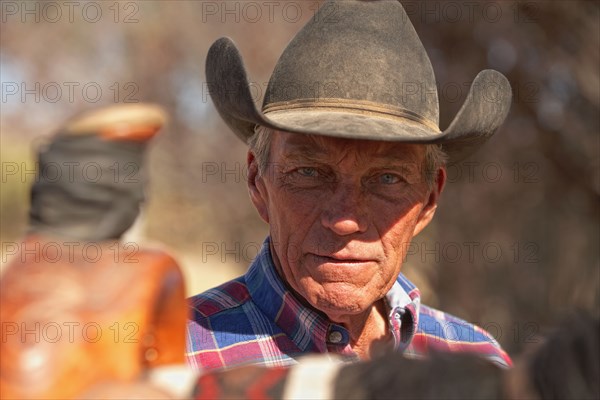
[186,0,513,371]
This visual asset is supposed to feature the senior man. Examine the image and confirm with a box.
[187,0,512,370]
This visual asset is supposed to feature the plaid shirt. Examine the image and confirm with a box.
[186,238,512,371]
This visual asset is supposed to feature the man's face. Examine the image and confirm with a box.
[248,131,445,322]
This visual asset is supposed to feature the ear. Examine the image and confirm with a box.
[247,150,270,224]
[412,167,446,237]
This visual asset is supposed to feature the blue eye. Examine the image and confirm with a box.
[297,167,318,177]
[380,173,400,184]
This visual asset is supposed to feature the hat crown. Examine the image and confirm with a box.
[263,0,439,128]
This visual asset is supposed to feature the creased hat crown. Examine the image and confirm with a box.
[264,0,439,130]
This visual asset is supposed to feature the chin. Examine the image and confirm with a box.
[312,289,373,317]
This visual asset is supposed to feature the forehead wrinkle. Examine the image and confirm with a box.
[279,133,326,155]
[368,148,424,168]
[279,133,349,167]
[279,144,329,165]
[276,131,424,168]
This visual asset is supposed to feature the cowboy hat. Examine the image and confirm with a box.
[206,0,512,164]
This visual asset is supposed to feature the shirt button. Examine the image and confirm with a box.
[329,331,343,344]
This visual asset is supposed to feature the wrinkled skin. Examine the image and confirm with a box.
[248,131,446,357]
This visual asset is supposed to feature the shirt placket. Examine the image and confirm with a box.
[325,324,359,360]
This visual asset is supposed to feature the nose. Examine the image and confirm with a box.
[320,183,368,235]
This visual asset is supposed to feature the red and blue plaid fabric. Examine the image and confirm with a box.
[186,238,512,371]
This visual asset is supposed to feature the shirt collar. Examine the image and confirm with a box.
[245,237,421,354]
[387,273,421,351]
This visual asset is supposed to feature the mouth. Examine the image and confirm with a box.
[310,253,376,265]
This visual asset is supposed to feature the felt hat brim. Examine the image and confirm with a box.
[207,37,512,165]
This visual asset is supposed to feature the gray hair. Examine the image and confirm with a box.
[248,125,447,187]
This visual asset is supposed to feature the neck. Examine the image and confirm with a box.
[331,299,391,360]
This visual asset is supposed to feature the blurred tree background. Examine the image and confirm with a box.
[1,1,598,354]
